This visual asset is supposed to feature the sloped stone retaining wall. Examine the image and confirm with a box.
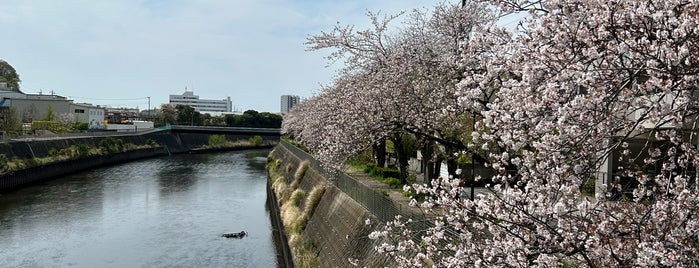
[267,143,392,267]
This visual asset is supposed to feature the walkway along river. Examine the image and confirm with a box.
[0,149,279,267]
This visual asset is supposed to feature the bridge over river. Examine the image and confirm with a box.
[5,125,281,142]
[163,125,281,136]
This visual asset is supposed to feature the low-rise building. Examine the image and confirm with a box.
[70,102,106,129]
[0,90,106,129]
[5,93,71,122]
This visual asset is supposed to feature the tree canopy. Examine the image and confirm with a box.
[225,110,282,128]
[0,60,21,92]
[284,0,699,266]
[155,105,281,129]
[286,2,489,182]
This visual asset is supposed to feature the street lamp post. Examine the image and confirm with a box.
[471,113,475,201]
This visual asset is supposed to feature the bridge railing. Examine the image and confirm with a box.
[169,125,281,134]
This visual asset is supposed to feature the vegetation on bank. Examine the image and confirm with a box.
[281,136,309,153]
[349,159,403,190]
[0,108,89,137]
[267,156,325,268]
[0,137,160,175]
[196,134,271,151]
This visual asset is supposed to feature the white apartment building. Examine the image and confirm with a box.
[281,95,300,113]
[169,90,232,113]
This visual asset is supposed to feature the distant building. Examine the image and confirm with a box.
[71,102,106,129]
[104,107,155,132]
[169,89,232,113]
[0,90,106,129]
[105,107,140,124]
[280,95,300,114]
[0,91,71,122]
[105,120,153,132]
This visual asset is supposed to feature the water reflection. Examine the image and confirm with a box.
[0,149,277,268]
[244,150,270,171]
[156,163,197,195]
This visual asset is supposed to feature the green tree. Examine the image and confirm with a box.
[175,104,201,125]
[43,105,54,121]
[0,60,21,92]
[223,110,282,128]
[258,112,282,128]
[208,134,227,148]
[0,107,22,135]
[224,113,241,126]
[249,135,263,146]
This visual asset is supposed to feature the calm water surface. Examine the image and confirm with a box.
[0,150,278,268]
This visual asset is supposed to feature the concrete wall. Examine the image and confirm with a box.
[0,130,279,192]
[268,144,392,267]
[0,147,166,191]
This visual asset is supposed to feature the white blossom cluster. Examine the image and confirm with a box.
[285,0,699,266]
[284,3,490,179]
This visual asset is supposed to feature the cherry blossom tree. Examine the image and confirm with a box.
[371,0,699,267]
[158,104,177,125]
[284,2,492,183]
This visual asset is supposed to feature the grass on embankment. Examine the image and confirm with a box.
[0,137,160,175]
[268,157,326,268]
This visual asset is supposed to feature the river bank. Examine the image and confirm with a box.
[266,140,414,267]
[0,130,277,192]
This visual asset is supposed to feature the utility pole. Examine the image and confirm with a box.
[461,0,475,201]
[147,96,151,121]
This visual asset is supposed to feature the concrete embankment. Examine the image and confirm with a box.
[267,141,395,267]
[0,131,277,192]
[0,147,166,191]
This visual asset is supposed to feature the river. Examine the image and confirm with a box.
[0,150,279,268]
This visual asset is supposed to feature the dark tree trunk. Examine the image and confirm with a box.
[433,154,443,181]
[446,146,458,179]
[373,138,386,168]
[423,141,435,185]
[392,135,410,185]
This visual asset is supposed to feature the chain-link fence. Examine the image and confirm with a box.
[279,140,467,264]
[280,141,405,221]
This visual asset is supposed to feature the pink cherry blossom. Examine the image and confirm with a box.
[287,0,699,266]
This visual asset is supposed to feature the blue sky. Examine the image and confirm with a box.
[0,0,445,113]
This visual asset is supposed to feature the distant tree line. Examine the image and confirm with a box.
[157,104,281,128]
